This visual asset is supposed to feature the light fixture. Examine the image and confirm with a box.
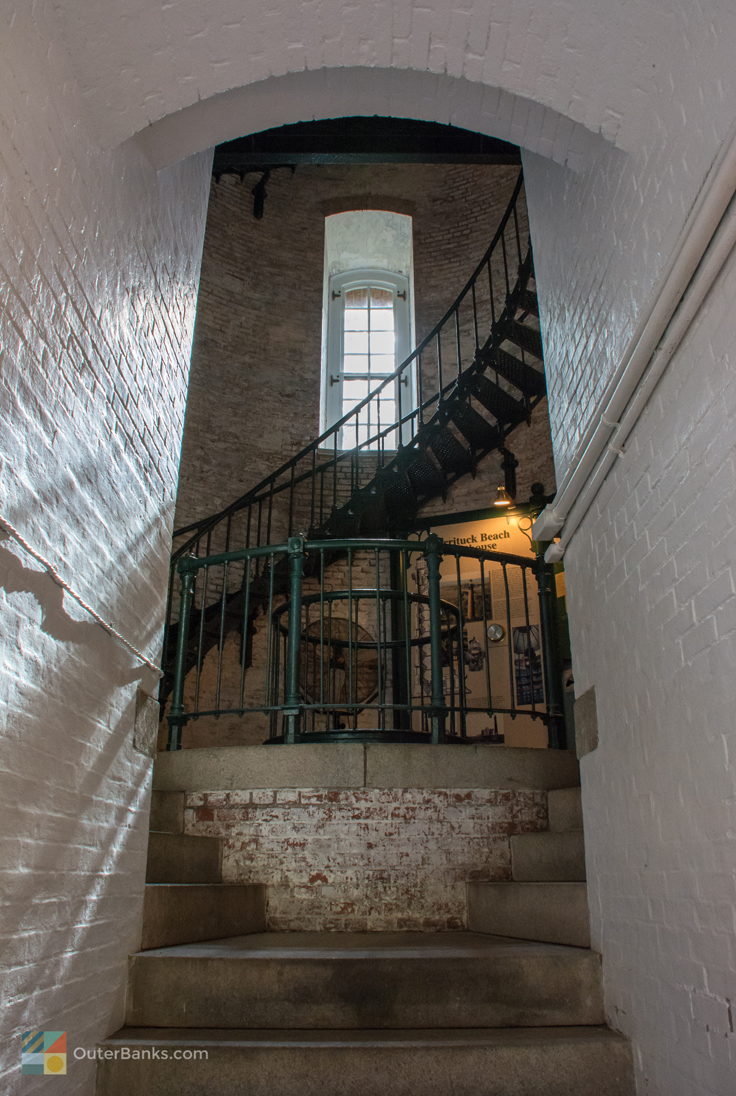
[493,447,518,507]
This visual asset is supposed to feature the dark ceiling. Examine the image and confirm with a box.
[212,117,520,177]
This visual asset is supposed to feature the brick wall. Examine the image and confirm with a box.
[0,9,209,1094]
[561,242,736,1096]
[185,785,547,930]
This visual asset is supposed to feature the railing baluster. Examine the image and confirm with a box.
[194,561,209,713]
[416,350,425,430]
[283,538,304,743]
[424,535,446,744]
[501,562,514,714]
[214,560,228,711]
[535,555,566,749]
[288,464,296,537]
[454,308,462,380]
[167,566,195,751]
[454,554,467,739]
[239,558,252,713]
[480,560,493,716]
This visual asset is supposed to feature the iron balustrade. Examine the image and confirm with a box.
[167,536,565,750]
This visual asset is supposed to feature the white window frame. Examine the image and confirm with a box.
[322,267,414,450]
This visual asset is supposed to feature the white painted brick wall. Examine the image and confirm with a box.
[0,8,209,1095]
[45,0,659,153]
[562,244,736,1095]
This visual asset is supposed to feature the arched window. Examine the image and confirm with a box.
[322,211,414,450]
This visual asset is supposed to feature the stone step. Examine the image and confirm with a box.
[149,790,185,834]
[126,932,604,1029]
[468,883,590,947]
[141,885,267,950]
[511,831,586,882]
[146,832,222,884]
[548,787,583,832]
[97,1025,634,1096]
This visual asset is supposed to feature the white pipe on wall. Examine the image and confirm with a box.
[533,121,736,558]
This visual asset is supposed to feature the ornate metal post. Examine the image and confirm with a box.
[424,534,447,744]
[167,564,195,751]
[535,550,566,749]
[283,536,305,744]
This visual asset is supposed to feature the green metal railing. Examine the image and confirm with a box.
[167,536,565,750]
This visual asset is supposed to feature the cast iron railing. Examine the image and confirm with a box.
[167,535,564,749]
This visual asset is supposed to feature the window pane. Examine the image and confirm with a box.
[343,354,369,374]
[370,309,394,330]
[344,331,369,354]
[370,331,395,356]
[344,308,367,330]
[369,354,395,374]
[370,288,393,308]
[343,378,370,403]
[345,287,369,307]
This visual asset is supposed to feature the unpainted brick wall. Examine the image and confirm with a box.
[185,786,548,930]
[0,9,209,1094]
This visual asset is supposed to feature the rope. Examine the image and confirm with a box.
[0,512,163,676]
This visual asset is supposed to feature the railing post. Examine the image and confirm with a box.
[283,536,305,744]
[535,550,566,749]
[167,563,196,751]
[424,534,447,744]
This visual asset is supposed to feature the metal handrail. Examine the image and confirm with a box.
[167,534,565,750]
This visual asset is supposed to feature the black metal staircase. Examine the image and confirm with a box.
[162,172,546,704]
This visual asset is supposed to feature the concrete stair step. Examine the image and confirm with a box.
[468,882,590,947]
[149,790,185,834]
[146,832,222,884]
[141,884,267,950]
[126,932,604,1029]
[511,830,586,882]
[548,787,582,832]
[97,1025,634,1095]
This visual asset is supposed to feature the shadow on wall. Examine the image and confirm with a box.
[0,540,161,1090]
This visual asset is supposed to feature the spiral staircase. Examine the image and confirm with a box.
[161,172,548,708]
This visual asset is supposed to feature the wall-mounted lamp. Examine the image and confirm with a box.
[493,448,518,507]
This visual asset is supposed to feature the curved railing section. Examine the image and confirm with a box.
[166,535,565,750]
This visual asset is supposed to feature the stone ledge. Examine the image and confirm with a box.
[153,744,579,792]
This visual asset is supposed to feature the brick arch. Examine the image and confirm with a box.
[136,67,613,172]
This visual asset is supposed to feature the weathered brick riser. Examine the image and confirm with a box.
[184,786,547,931]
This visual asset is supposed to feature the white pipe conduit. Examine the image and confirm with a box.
[534,122,736,561]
